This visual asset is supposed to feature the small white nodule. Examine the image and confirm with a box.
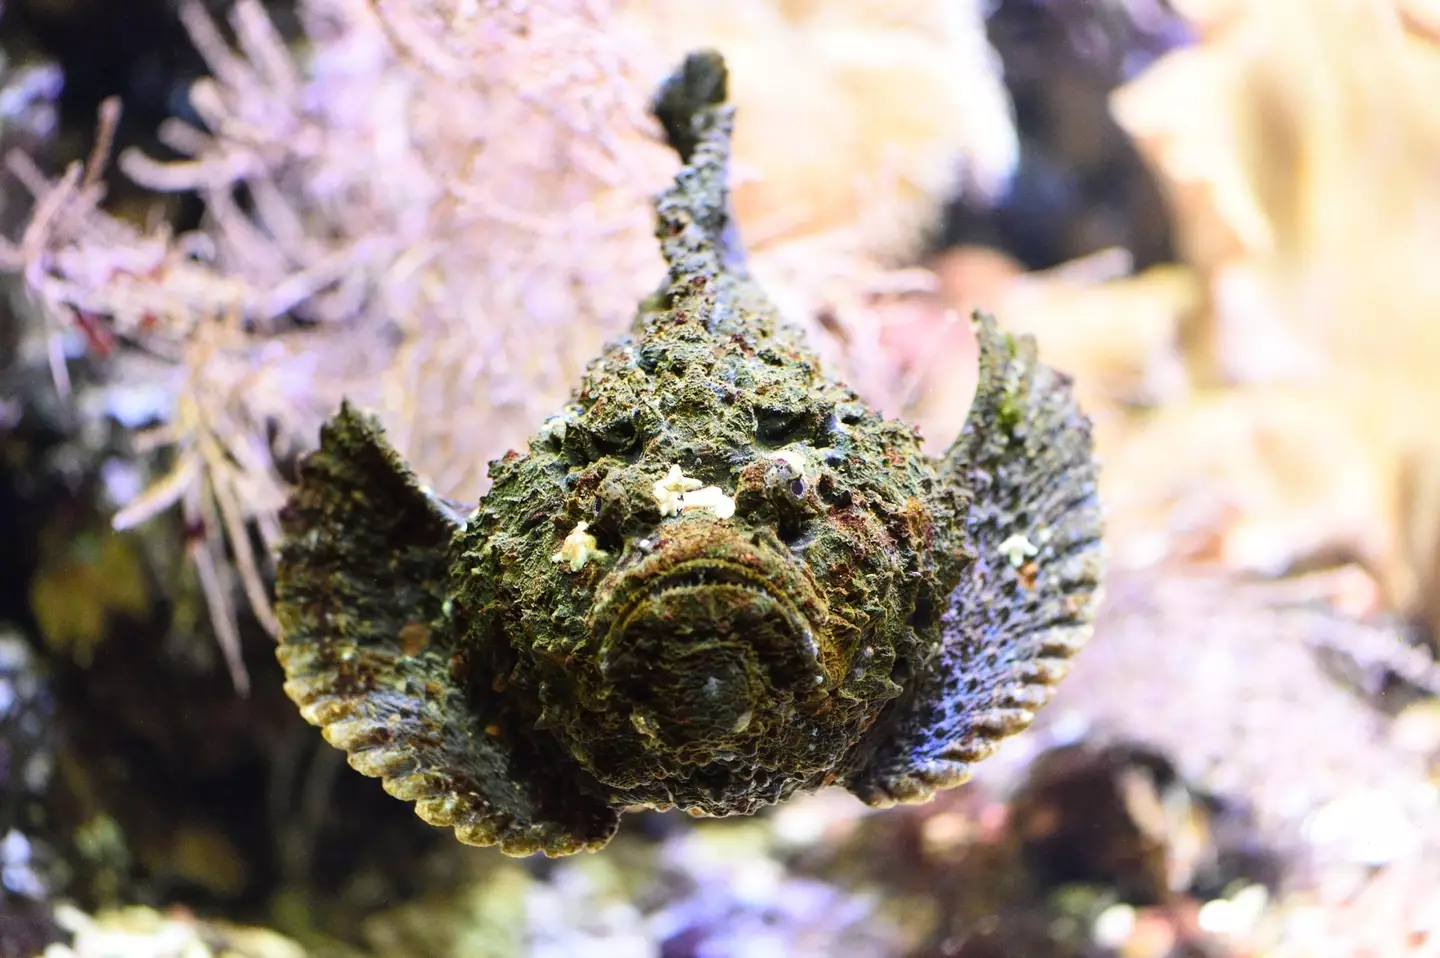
[997,533,1038,568]
[552,521,608,571]
[653,464,736,520]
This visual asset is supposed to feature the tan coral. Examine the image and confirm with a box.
[618,0,1014,263]
[1095,0,1440,638]
[1112,0,1440,385]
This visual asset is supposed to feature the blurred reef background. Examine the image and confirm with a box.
[2,0,1440,955]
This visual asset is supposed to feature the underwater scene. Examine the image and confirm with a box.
[0,1,1437,956]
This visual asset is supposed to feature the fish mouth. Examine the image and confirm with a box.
[589,523,828,656]
[585,523,830,749]
[602,556,821,668]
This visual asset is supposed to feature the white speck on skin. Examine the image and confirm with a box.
[679,485,737,520]
[653,464,736,520]
[653,464,704,516]
[552,521,608,572]
[998,533,1039,567]
[769,448,811,480]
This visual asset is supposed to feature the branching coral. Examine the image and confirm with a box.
[0,0,675,687]
[108,0,672,502]
[0,100,338,694]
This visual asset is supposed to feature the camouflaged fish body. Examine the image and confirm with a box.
[274,52,1104,857]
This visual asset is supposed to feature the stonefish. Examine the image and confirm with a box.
[275,52,1104,856]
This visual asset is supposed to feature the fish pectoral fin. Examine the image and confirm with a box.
[275,403,619,855]
[845,312,1104,807]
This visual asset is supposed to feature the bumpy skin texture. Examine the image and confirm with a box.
[274,52,1104,857]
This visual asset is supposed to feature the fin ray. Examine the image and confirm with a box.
[275,403,620,855]
[847,312,1105,805]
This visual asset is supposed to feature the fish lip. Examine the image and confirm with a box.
[588,521,829,652]
[607,557,816,658]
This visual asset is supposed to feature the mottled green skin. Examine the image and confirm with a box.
[454,232,966,817]
[274,51,1103,857]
